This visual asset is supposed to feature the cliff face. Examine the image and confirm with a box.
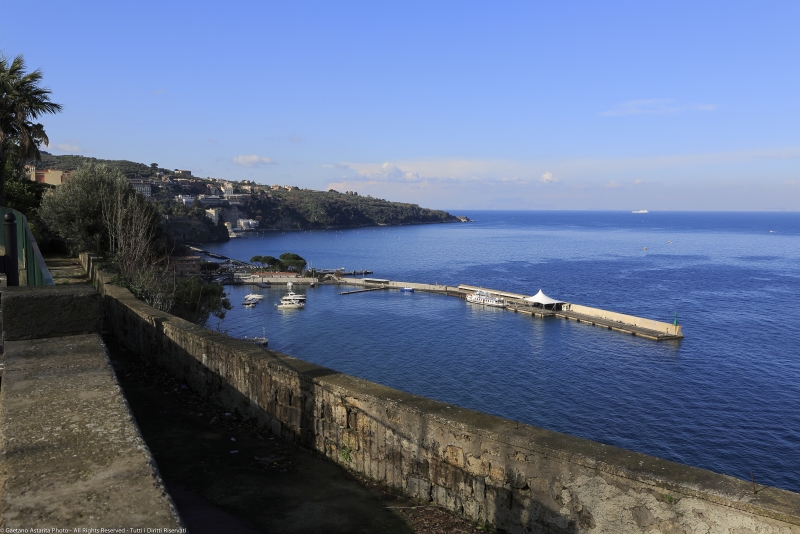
[162,216,229,244]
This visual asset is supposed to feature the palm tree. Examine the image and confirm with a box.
[0,54,63,205]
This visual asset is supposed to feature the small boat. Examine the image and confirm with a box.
[244,294,265,300]
[245,336,268,346]
[466,291,505,308]
[632,210,649,214]
[400,287,414,292]
[282,290,306,302]
[243,301,257,308]
[276,301,305,309]
[276,291,306,309]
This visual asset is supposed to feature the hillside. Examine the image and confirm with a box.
[242,189,460,230]
[34,153,466,236]
[32,152,171,178]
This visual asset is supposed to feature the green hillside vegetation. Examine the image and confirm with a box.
[33,153,463,233]
[243,188,458,230]
[33,152,171,178]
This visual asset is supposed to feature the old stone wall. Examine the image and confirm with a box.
[0,282,182,529]
[82,253,800,534]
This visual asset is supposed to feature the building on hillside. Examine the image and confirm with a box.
[27,166,73,186]
[237,219,259,230]
[129,179,154,197]
[175,170,192,176]
[205,208,222,224]
[174,195,196,205]
[197,195,223,206]
[224,194,250,204]
[169,256,201,276]
[222,184,234,196]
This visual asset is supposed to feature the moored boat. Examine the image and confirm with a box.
[466,290,505,307]
[276,300,305,309]
[400,287,414,292]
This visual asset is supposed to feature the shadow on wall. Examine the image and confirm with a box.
[106,294,580,533]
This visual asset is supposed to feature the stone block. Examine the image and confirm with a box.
[444,445,465,468]
[2,284,102,341]
[407,475,432,502]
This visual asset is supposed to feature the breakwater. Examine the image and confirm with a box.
[81,253,800,533]
[340,278,683,340]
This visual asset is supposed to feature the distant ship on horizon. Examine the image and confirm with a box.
[632,209,649,214]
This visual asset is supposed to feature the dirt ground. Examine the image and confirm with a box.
[104,334,488,534]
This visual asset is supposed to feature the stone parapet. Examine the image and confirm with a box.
[0,333,182,529]
[1,284,102,341]
[83,253,800,533]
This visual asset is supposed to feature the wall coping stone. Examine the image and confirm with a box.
[0,333,183,528]
[2,284,102,341]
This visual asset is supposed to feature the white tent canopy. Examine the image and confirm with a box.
[523,289,565,306]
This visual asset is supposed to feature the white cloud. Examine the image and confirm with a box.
[289,134,301,143]
[634,179,643,184]
[785,180,797,186]
[540,171,560,184]
[232,155,276,167]
[51,140,82,153]
[334,162,350,169]
[604,181,622,189]
[696,104,718,111]
[358,162,425,183]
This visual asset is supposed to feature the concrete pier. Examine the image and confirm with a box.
[457,284,683,340]
[339,278,683,340]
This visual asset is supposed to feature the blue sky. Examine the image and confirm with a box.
[2,1,798,210]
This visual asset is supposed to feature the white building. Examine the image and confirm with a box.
[205,208,222,224]
[174,195,196,206]
[237,219,259,230]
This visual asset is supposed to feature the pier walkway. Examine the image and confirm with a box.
[339,278,683,341]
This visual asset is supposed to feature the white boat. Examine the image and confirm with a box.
[632,210,649,214]
[466,291,506,308]
[276,291,306,309]
[282,290,306,302]
[243,301,257,308]
[276,300,305,309]
[400,287,414,292]
[244,294,265,301]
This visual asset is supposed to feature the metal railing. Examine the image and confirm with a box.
[0,207,54,286]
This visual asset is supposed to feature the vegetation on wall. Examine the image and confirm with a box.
[39,162,229,324]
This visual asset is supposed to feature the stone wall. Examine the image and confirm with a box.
[82,254,800,533]
[0,283,182,529]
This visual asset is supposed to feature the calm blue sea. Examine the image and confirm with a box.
[203,211,800,493]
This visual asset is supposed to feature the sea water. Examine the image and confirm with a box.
[203,211,800,493]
